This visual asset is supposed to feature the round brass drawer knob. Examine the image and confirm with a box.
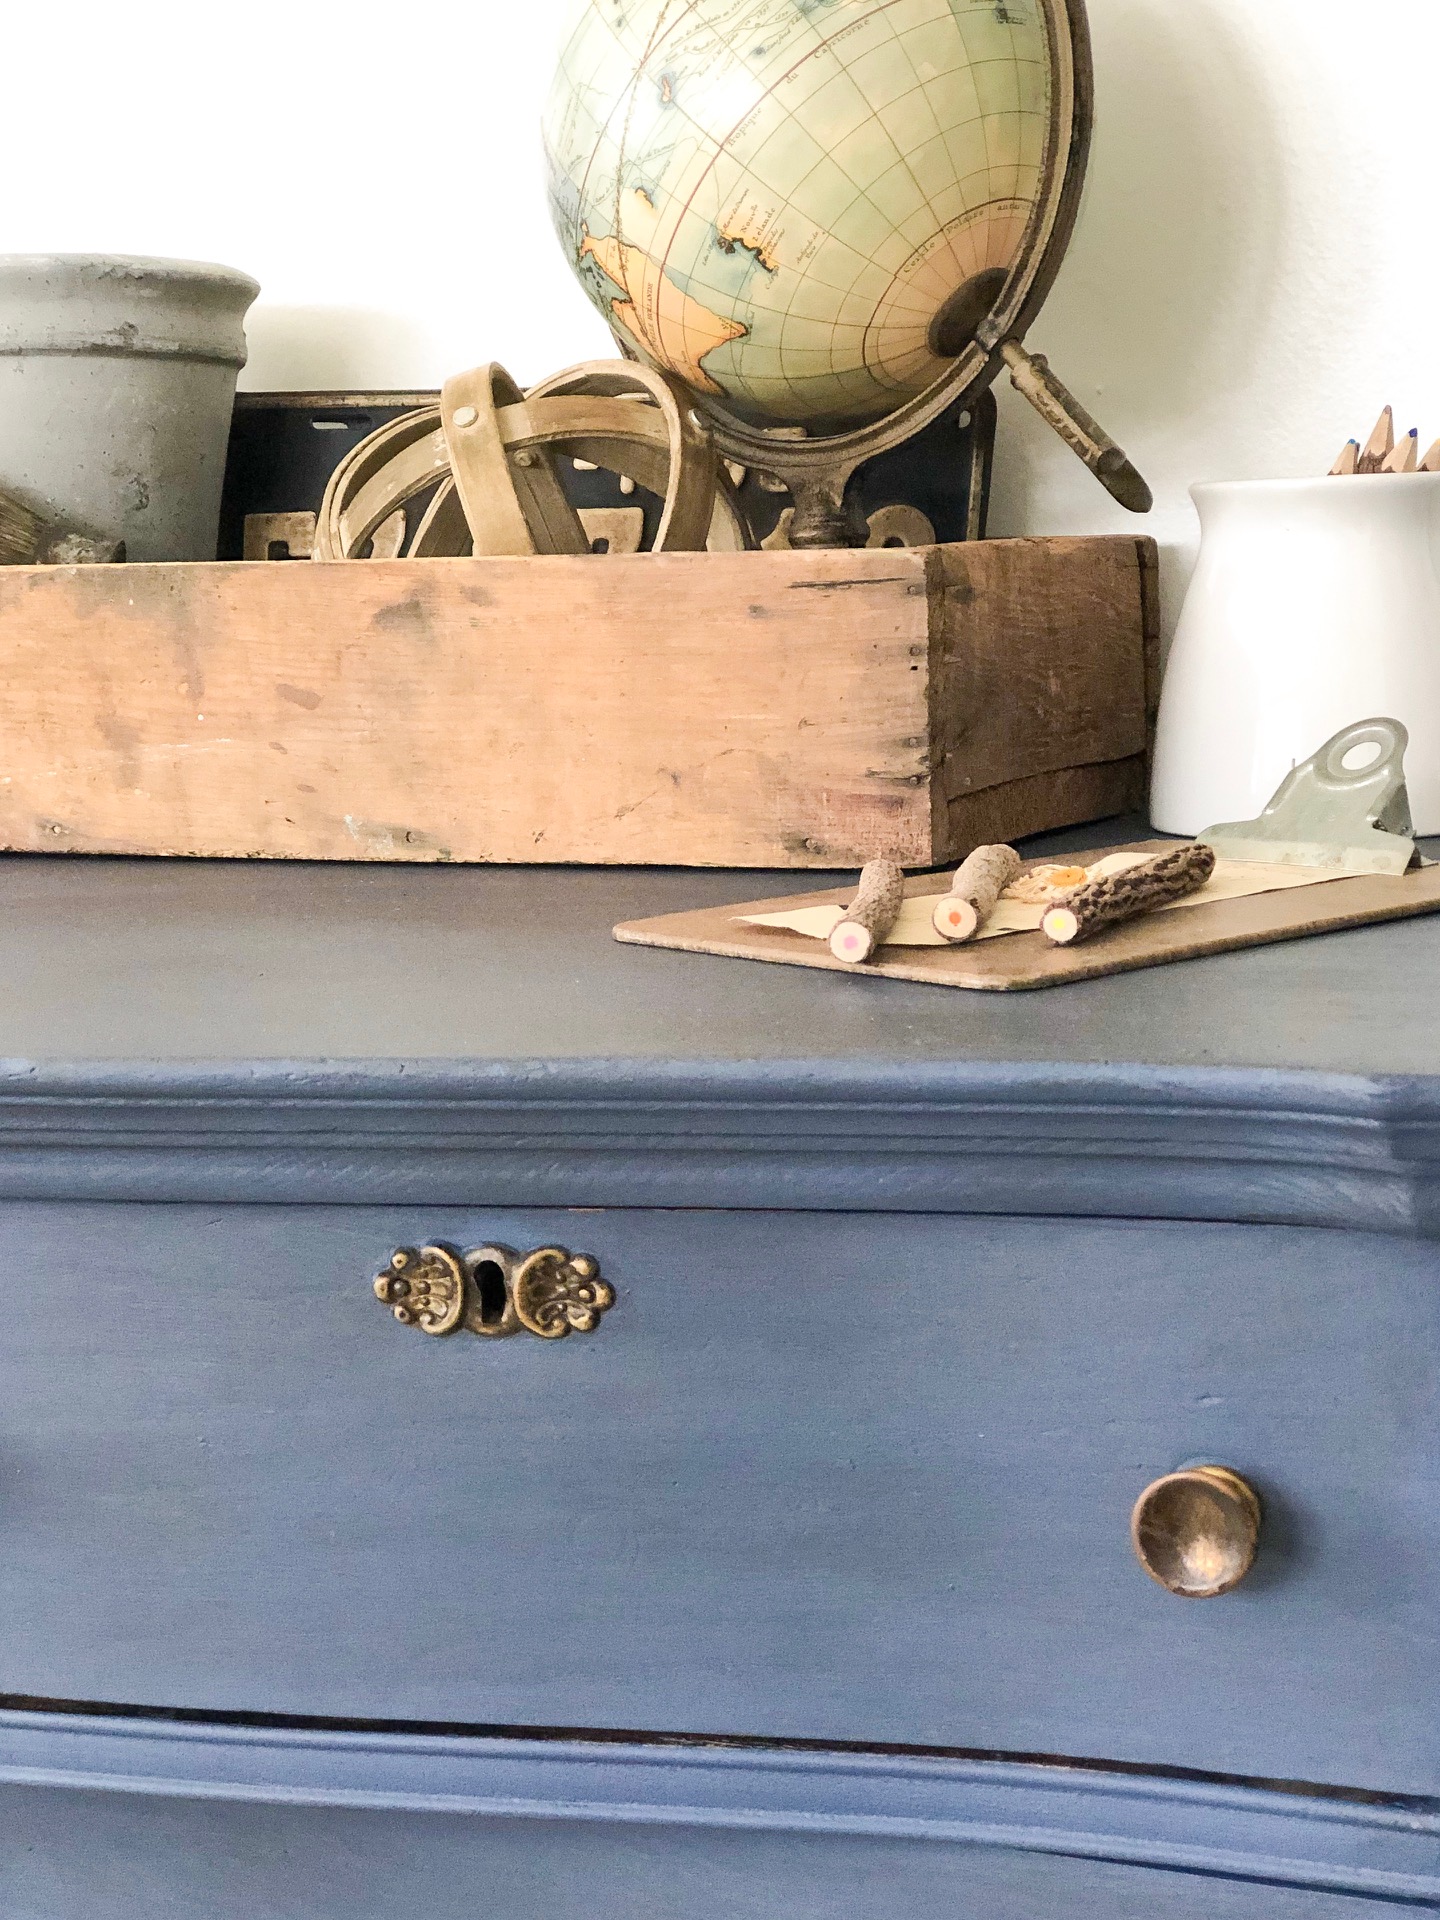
[1131,1466,1261,1598]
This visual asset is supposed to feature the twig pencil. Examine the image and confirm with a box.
[1040,844,1216,946]
[932,844,1021,942]
[1328,439,1360,476]
[1382,429,1419,473]
[829,859,905,963]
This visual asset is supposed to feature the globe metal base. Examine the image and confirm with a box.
[788,483,868,550]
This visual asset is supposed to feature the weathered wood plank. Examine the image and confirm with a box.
[0,538,1154,867]
[930,536,1151,811]
[0,552,933,866]
[945,757,1147,856]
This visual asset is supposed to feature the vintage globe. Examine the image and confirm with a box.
[543,0,1063,433]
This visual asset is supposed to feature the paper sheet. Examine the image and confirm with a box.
[736,859,1352,949]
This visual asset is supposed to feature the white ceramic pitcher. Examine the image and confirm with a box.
[1151,475,1440,835]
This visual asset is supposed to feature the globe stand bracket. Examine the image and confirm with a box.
[1000,340,1153,515]
[787,477,868,550]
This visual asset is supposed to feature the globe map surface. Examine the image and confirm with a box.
[544,0,1054,431]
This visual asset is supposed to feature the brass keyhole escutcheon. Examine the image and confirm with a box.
[1131,1466,1261,1598]
[373,1243,614,1341]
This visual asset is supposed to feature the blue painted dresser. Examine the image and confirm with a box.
[1,826,1437,1915]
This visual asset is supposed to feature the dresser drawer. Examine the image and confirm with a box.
[0,1202,1435,1793]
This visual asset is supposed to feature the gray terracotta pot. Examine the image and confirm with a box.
[0,255,260,562]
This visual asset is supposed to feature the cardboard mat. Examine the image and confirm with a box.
[614,841,1440,991]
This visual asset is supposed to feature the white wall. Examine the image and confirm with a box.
[5,0,1436,630]
[987,0,1440,633]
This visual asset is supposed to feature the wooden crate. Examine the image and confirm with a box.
[0,537,1158,868]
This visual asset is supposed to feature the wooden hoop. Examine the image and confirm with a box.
[313,408,444,561]
[313,360,727,559]
[526,362,716,552]
[441,363,589,557]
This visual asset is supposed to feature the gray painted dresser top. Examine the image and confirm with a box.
[0,821,1437,1073]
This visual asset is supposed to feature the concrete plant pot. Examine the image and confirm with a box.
[0,254,260,562]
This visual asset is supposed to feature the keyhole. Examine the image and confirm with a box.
[472,1259,509,1328]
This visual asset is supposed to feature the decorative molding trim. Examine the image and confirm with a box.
[0,1059,1434,1231]
[0,1709,1436,1903]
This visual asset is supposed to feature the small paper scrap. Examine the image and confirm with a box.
[737,857,1351,949]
